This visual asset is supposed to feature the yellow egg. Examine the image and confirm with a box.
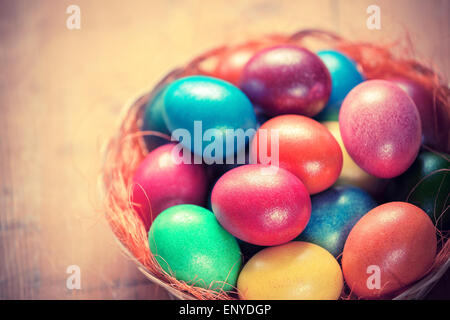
[237,242,343,300]
[323,121,380,194]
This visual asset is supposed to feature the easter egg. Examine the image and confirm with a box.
[148,204,242,291]
[254,105,271,127]
[163,75,257,161]
[211,164,311,246]
[323,121,380,194]
[237,242,343,300]
[250,115,343,194]
[131,143,207,230]
[389,77,449,152]
[339,80,422,178]
[296,186,377,257]
[240,45,331,117]
[142,85,171,150]
[342,202,437,298]
[213,42,263,85]
[385,150,450,230]
[315,50,364,121]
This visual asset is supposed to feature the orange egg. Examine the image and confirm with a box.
[323,121,381,194]
[213,42,263,85]
[237,242,343,300]
[250,115,343,194]
[342,202,437,298]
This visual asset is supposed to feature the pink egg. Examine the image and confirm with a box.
[211,164,311,246]
[339,80,422,178]
[131,143,208,231]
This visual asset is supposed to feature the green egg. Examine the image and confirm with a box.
[386,150,449,230]
[148,204,242,291]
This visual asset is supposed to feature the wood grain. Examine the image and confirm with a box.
[0,0,448,299]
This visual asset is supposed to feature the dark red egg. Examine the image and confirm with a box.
[339,80,422,178]
[131,143,208,231]
[213,42,264,85]
[250,115,343,194]
[211,164,311,246]
[240,45,331,117]
[342,202,436,298]
[389,77,449,152]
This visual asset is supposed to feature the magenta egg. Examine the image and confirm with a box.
[131,143,208,231]
[240,45,331,117]
[389,77,449,152]
[211,164,311,246]
[339,80,422,178]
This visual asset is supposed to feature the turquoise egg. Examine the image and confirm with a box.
[163,76,257,161]
[296,185,377,257]
[315,50,364,121]
[142,85,171,150]
[148,204,242,291]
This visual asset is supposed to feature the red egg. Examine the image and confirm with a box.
[211,164,311,246]
[342,202,436,299]
[250,115,343,194]
[131,143,207,231]
[213,42,264,85]
[339,80,422,178]
[240,45,331,117]
[388,77,449,152]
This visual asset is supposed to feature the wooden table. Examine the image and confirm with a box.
[0,0,448,299]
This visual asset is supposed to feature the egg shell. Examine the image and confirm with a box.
[296,186,377,257]
[163,75,257,160]
[342,202,437,298]
[385,150,450,230]
[250,115,343,194]
[323,121,381,194]
[339,80,422,178]
[148,204,242,291]
[237,241,343,300]
[213,42,264,85]
[131,143,207,230]
[211,164,311,246]
[240,45,331,117]
[315,50,364,121]
[142,85,171,150]
[389,77,449,152]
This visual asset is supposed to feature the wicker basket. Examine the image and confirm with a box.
[101,29,450,300]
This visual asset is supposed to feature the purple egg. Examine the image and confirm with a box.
[339,80,422,178]
[389,77,449,152]
[131,143,208,231]
[239,45,331,117]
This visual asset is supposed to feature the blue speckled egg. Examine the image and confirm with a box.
[296,185,376,257]
[163,76,257,161]
[142,85,171,150]
[315,50,364,121]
